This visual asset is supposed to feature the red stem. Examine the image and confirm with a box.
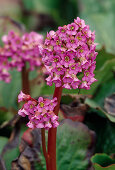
[21,66,30,94]
[41,128,50,170]
[47,86,63,170]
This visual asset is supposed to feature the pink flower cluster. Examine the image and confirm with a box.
[18,91,59,130]
[41,17,98,90]
[0,57,11,83]
[0,31,43,83]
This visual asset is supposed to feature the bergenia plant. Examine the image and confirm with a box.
[0,31,43,93]
[18,17,98,170]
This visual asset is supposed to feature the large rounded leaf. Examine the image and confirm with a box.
[57,119,96,170]
[91,153,115,170]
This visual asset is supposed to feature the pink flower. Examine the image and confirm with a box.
[11,37,23,51]
[50,113,58,121]
[27,121,34,128]
[48,97,57,110]
[79,81,90,90]
[0,56,11,83]
[2,35,8,43]
[75,32,86,45]
[41,17,97,90]
[37,97,50,112]
[52,55,61,67]
[45,122,52,129]
[57,26,67,38]
[24,100,37,114]
[77,44,88,57]
[52,76,62,87]
[74,17,86,28]
[46,76,53,86]
[61,53,74,68]
[63,83,71,89]
[50,36,62,52]
[69,63,81,74]
[53,121,59,128]
[71,76,81,89]
[18,108,28,117]
[52,65,65,75]
[36,123,44,128]
[82,25,91,38]
[66,36,78,49]
[18,91,31,102]
[63,74,73,83]
[53,79,62,87]
[18,92,59,130]
[67,23,78,35]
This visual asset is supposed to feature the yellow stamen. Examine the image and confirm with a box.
[56,40,60,45]
[54,58,58,62]
[65,56,69,62]
[70,26,74,30]
[61,29,65,32]
[86,72,89,76]
[71,66,75,70]
[80,49,84,53]
[30,104,33,109]
[40,102,44,108]
[57,68,61,71]
[77,36,82,40]
[70,40,75,43]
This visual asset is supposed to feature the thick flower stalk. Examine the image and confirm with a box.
[40,17,98,170]
[18,91,59,130]
[0,31,43,83]
[41,17,97,90]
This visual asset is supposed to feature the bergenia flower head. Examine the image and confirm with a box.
[18,91,59,130]
[41,17,98,90]
[0,31,44,83]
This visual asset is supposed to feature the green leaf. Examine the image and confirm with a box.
[94,79,115,107]
[95,49,115,71]
[35,152,46,170]
[29,70,44,99]
[23,0,34,10]
[79,0,115,54]
[57,119,95,170]
[81,58,115,95]
[3,147,20,170]
[105,114,115,123]
[40,83,55,95]
[91,153,115,167]
[0,110,13,125]
[100,122,115,154]
[0,137,8,154]
[0,70,21,109]
[85,98,115,122]
[93,164,115,170]
[91,153,115,170]
[84,110,115,154]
